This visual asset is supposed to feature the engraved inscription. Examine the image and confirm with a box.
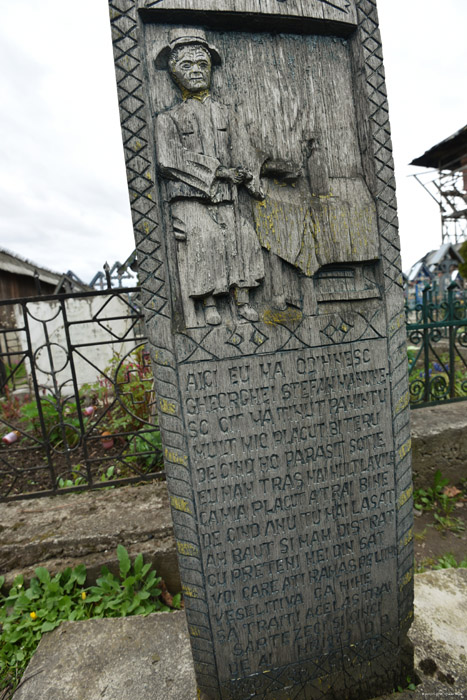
[180,339,397,680]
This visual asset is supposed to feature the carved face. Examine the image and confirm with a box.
[169,45,212,92]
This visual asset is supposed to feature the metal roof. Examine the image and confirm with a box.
[424,243,462,266]
[0,248,89,292]
[406,243,464,281]
[410,124,467,171]
[0,248,62,286]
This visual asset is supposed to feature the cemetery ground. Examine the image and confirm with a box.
[0,478,466,700]
[413,477,467,571]
[1,424,466,698]
[1,395,466,697]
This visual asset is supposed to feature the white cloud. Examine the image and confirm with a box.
[0,0,133,283]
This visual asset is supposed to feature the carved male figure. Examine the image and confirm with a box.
[155,29,265,325]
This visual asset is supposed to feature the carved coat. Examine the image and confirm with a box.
[155,96,264,299]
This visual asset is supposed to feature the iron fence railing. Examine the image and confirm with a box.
[406,282,467,408]
[3,277,464,498]
[406,281,467,311]
[0,287,165,501]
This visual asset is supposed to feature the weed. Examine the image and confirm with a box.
[395,675,417,692]
[100,465,116,483]
[0,546,180,693]
[433,512,465,534]
[432,553,467,569]
[57,464,116,490]
[57,464,87,489]
[19,396,85,450]
[123,429,163,471]
[2,347,161,490]
[414,527,427,541]
[414,470,450,512]
[414,470,464,534]
[0,387,28,426]
[86,544,178,617]
[0,564,89,691]
[415,558,434,574]
[416,553,467,573]
[81,347,156,437]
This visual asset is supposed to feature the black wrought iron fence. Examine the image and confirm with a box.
[406,282,467,407]
[0,287,165,501]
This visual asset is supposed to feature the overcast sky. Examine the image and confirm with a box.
[0,0,465,283]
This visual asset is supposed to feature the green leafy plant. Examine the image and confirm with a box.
[433,512,465,534]
[86,544,179,617]
[414,470,464,534]
[416,553,467,573]
[100,465,116,483]
[123,429,163,471]
[432,553,467,569]
[80,348,161,474]
[57,465,116,491]
[0,564,89,691]
[414,527,427,541]
[414,470,450,512]
[0,546,180,693]
[18,396,85,449]
[57,463,87,489]
[81,347,156,438]
[2,348,159,488]
[396,675,417,692]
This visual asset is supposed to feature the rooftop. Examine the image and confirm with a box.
[411,124,467,172]
[0,248,88,293]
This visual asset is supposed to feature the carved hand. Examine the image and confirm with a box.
[216,166,253,185]
[245,177,266,201]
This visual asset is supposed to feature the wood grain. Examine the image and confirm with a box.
[109,1,413,697]
[139,0,357,26]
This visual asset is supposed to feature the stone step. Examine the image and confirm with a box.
[0,481,180,593]
[410,401,467,487]
[10,569,467,700]
[12,611,196,700]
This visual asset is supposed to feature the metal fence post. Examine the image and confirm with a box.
[422,283,431,403]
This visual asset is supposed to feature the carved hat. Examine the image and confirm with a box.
[155,28,222,69]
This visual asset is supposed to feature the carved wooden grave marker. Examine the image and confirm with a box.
[109,1,413,697]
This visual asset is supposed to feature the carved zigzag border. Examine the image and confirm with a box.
[355,0,414,649]
[109,3,221,695]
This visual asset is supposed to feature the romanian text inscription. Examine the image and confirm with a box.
[180,339,397,680]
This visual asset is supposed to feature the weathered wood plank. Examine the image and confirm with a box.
[108,1,413,698]
[138,0,357,27]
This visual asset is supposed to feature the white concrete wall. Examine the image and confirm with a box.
[14,295,141,395]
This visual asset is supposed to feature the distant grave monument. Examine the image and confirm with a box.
[109,1,413,698]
